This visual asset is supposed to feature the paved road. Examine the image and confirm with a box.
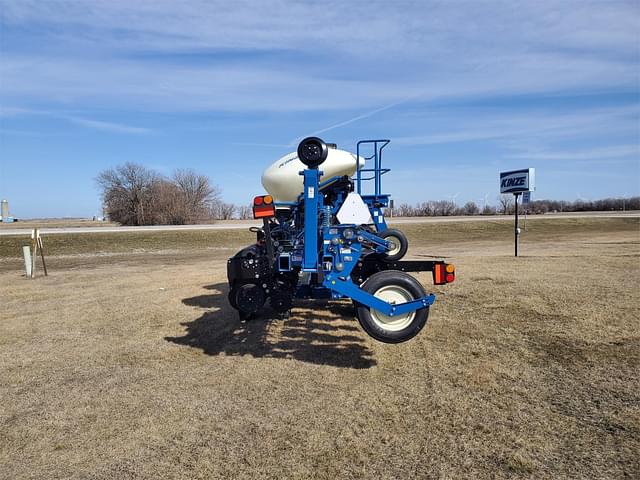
[0,212,637,236]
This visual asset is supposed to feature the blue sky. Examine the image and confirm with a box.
[0,0,639,218]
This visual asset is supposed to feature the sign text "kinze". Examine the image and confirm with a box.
[501,177,526,188]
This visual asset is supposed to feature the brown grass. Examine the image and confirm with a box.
[0,218,638,479]
[0,218,118,229]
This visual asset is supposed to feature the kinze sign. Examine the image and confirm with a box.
[500,168,535,194]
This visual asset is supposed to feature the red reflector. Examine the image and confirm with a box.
[253,205,275,219]
[254,196,264,206]
[446,273,455,283]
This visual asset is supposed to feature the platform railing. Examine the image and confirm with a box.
[356,139,390,196]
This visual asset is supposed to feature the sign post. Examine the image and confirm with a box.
[514,193,520,256]
[500,168,535,257]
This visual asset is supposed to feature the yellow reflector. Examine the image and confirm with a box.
[445,264,455,273]
[264,195,273,204]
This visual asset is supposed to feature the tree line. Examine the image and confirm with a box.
[97,163,637,225]
[393,196,640,217]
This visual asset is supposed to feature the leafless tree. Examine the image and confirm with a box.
[237,204,253,220]
[498,195,514,215]
[212,202,236,220]
[96,163,161,226]
[97,163,220,225]
[172,169,220,223]
[396,203,414,217]
[462,201,479,215]
[433,200,456,216]
[416,201,436,216]
[482,204,497,215]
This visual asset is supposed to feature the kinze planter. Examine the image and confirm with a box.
[227,137,455,343]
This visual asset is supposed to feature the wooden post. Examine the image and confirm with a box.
[28,228,47,278]
[38,236,48,276]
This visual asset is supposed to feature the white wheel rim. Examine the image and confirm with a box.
[386,235,402,256]
[370,285,415,332]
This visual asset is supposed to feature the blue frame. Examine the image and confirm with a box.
[294,165,434,316]
[302,169,321,271]
[356,139,390,197]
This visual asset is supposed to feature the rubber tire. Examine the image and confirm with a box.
[297,137,328,168]
[356,270,429,344]
[234,284,266,316]
[379,229,408,262]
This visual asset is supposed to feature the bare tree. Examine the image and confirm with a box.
[96,163,161,226]
[212,202,236,220]
[97,163,220,226]
[396,203,413,217]
[462,201,479,215]
[482,204,496,215]
[417,201,436,216]
[433,200,456,216]
[237,204,253,220]
[172,169,220,223]
[498,195,514,215]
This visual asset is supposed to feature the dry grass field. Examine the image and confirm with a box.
[1,218,638,479]
[0,218,118,230]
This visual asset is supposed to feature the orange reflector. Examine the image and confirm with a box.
[254,196,263,206]
[434,263,444,285]
[445,264,455,273]
[263,195,273,204]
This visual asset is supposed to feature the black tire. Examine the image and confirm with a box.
[297,137,328,168]
[379,229,408,262]
[356,270,429,343]
[234,283,266,316]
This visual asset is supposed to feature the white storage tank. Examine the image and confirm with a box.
[262,148,364,203]
[1,199,8,220]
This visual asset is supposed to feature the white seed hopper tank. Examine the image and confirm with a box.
[262,148,364,203]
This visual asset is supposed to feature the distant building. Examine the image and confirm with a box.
[1,199,12,222]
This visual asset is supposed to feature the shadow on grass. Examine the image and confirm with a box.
[166,283,376,369]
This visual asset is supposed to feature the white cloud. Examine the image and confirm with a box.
[392,105,640,146]
[2,1,637,57]
[0,55,428,112]
[0,0,638,114]
[63,116,152,134]
[506,144,640,161]
[0,106,152,134]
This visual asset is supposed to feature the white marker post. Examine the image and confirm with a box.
[22,246,32,278]
[31,229,37,278]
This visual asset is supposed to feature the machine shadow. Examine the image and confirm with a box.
[166,283,377,369]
